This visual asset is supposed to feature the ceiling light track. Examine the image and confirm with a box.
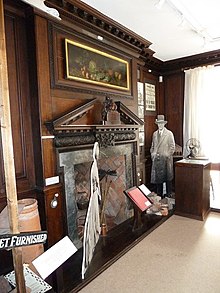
[157,0,218,45]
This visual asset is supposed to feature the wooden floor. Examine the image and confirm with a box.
[0,212,172,293]
[61,212,172,293]
[59,172,220,293]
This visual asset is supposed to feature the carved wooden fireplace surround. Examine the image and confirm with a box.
[46,98,144,247]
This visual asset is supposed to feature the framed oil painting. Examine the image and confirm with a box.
[65,38,130,91]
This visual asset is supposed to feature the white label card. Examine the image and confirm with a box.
[32,236,77,280]
[138,184,151,196]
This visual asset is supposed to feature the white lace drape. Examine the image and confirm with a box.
[184,65,220,162]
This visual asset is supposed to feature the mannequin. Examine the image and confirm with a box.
[150,115,175,198]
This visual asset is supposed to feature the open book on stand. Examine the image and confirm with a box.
[124,186,153,212]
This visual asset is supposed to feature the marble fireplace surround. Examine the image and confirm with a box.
[46,99,143,248]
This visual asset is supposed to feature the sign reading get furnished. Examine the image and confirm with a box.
[0,231,47,250]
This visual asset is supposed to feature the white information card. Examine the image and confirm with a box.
[32,236,77,280]
[138,184,151,196]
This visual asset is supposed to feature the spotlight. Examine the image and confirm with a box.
[97,35,104,41]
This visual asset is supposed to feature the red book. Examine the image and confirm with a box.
[125,187,152,212]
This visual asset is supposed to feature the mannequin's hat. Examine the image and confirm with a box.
[155,115,167,124]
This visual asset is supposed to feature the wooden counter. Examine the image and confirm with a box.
[175,159,211,220]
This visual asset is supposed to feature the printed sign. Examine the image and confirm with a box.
[0,231,47,250]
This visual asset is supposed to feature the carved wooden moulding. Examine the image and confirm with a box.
[54,130,136,148]
[46,0,155,62]
[45,99,143,148]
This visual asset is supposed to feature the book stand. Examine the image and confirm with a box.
[124,186,153,231]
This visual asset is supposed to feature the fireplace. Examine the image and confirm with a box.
[46,99,144,248]
[59,143,136,248]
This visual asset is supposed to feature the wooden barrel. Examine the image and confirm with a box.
[18,198,44,264]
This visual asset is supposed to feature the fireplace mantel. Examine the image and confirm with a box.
[45,99,144,148]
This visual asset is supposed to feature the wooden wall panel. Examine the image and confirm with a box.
[0,7,35,200]
[35,16,53,136]
[44,184,65,247]
[164,72,185,146]
[0,1,39,274]
[141,69,160,154]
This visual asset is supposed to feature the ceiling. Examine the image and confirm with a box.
[81,0,220,61]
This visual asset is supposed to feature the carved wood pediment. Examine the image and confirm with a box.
[45,98,144,134]
[45,98,97,132]
[114,101,144,126]
[45,98,144,148]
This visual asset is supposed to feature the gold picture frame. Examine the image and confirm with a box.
[65,38,130,91]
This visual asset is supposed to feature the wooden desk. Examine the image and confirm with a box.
[175,159,211,220]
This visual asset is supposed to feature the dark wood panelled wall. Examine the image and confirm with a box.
[1,0,220,287]
[1,2,38,204]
